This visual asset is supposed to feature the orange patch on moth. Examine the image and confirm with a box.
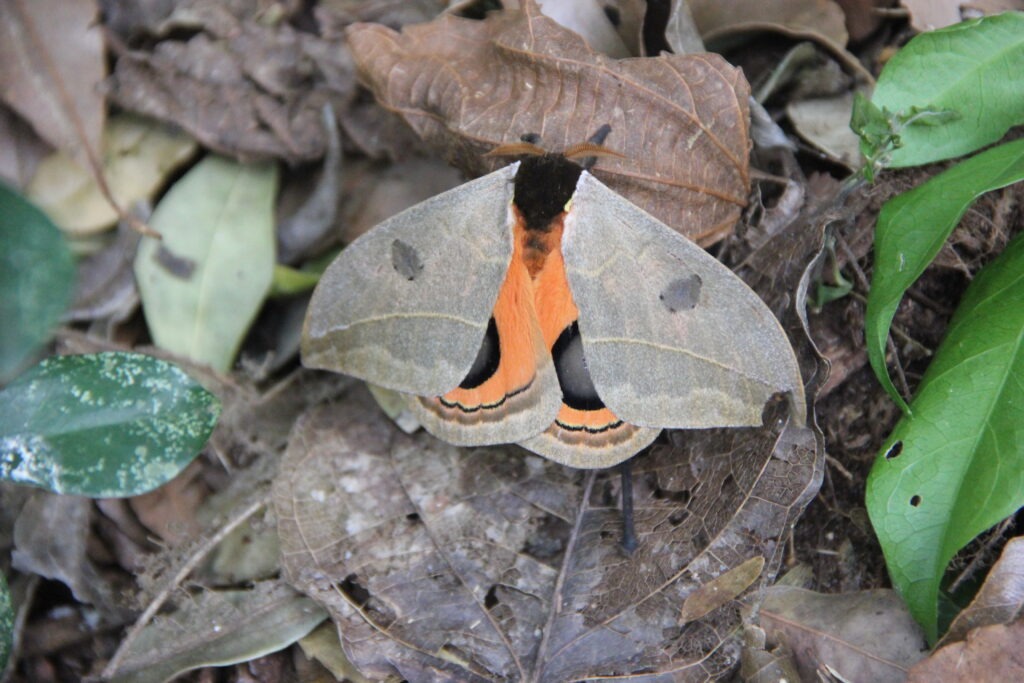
[440,205,635,447]
[439,213,545,413]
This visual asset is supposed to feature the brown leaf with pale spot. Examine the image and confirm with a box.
[346,1,751,245]
[274,385,819,681]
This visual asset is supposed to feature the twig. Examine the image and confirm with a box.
[102,493,271,679]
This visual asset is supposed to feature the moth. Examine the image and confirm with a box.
[302,129,804,468]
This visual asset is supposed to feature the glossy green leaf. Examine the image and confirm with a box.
[135,155,278,372]
[0,352,220,497]
[868,12,1024,168]
[866,137,1024,412]
[867,232,1024,643]
[0,573,11,673]
[0,182,75,383]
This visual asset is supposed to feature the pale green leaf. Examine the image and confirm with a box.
[135,155,278,372]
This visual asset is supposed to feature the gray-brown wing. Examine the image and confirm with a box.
[302,165,517,396]
[563,172,805,428]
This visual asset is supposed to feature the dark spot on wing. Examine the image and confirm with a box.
[391,239,423,281]
[660,274,702,312]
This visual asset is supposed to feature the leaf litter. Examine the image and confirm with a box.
[275,383,819,681]
[7,0,1024,679]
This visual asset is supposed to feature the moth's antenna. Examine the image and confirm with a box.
[563,124,624,170]
[485,141,547,158]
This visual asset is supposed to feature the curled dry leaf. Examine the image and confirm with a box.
[0,0,106,174]
[108,3,357,164]
[274,385,819,681]
[347,0,751,244]
[939,536,1024,646]
[907,620,1024,683]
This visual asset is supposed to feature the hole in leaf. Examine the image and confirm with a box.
[484,585,499,610]
[910,495,922,507]
[522,513,570,563]
[406,512,421,523]
[885,441,903,459]
[339,573,371,606]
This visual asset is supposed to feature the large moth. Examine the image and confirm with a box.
[302,135,804,468]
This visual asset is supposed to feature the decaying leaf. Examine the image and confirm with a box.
[907,620,1024,682]
[786,92,864,169]
[0,0,106,174]
[347,0,751,244]
[108,582,326,683]
[691,0,849,50]
[939,536,1024,646]
[12,494,133,619]
[27,114,197,236]
[275,384,819,681]
[0,104,50,188]
[108,2,357,164]
[759,587,928,682]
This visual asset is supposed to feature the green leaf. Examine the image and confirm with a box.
[0,573,11,674]
[869,12,1024,167]
[135,155,278,373]
[0,352,220,497]
[0,182,75,384]
[866,137,1024,412]
[867,232,1024,644]
[269,264,321,297]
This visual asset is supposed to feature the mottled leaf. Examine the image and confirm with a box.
[0,572,10,674]
[135,155,278,373]
[0,353,220,498]
[0,0,105,172]
[347,0,751,244]
[275,386,819,681]
[0,182,75,383]
[867,232,1024,642]
[28,114,197,236]
[109,582,326,683]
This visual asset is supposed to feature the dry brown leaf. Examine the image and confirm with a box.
[0,0,106,174]
[274,384,819,681]
[834,0,888,42]
[0,103,51,188]
[900,0,962,30]
[108,2,357,164]
[760,587,928,682]
[908,620,1024,682]
[692,0,850,47]
[347,0,751,244]
[939,536,1024,646]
